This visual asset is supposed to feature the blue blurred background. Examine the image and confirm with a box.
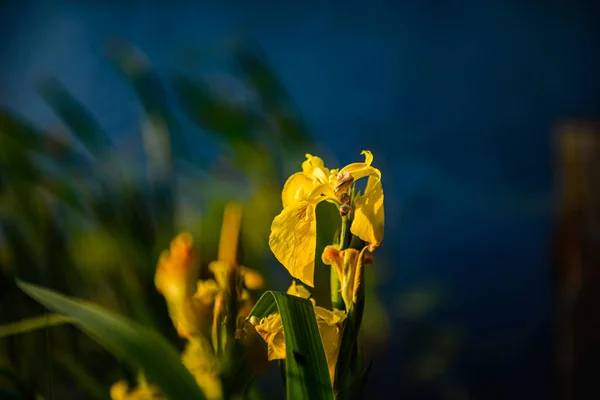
[3,1,600,399]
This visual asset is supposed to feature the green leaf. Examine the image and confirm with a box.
[35,77,111,154]
[248,291,333,400]
[173,73,257,144]
[17,280,206,400]
[231,40,311,150]
[0,313,72,338]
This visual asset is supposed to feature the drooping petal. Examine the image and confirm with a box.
[307,181,338,202]
[269,201,318,287]
[314,307,346,384]
[282,172,314,208]
[351,176,384,247]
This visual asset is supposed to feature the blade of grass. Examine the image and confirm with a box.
[0,314,72,338]
[173,73,257,144]
[35,77,111,154]
[17,280,206,400]
[249,291,333,400]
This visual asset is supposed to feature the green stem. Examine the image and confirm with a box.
[331,215,350,310]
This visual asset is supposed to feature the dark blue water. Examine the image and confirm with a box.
[3,1,600,398]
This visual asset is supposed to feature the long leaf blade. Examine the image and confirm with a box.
[0,314,72,338]
[36,77,111,154]
[17,280,206,400]
[249,291,333,400]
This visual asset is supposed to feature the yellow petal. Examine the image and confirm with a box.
[193,279,221,304]
[286,281,312,299]
[169,232,194,266]
[110,381,130,400]
[339,150,380,182]
[154,233,199,338]
[254,313,286,360]
[351,176,384,247]
[302,154,330,182]
[269,201,318,287]
[240,266,265,290]
[315,307,345,384]
[109,380,163,400]
[314,306,346,325]
[321,246,344,282]
[155,233,195,300]
[181,337,223,400]
[282,172,314,208]
[267,329,286,360]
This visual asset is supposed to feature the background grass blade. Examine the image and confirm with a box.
[16,280,206,400]
[249,291,333,400]
[0,314,72,338]
[35,77,111,154]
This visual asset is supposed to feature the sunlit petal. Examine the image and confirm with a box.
[302,154,330,178]
[254,313,286,360]
[282,172,313,208]
[351,176,384,247]
[339,150,380,182]
[321,246,344,282]
[269,201,318,287]
[315,307,346,384]
[286,281,312,299]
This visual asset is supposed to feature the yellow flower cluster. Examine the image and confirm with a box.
[111,203,264,400]
[253,150,384,388]
[269,151,384,287]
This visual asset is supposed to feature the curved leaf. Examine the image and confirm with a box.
[249,291,333,400]
[17,280,206,400]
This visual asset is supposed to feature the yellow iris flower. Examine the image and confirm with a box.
[154,232,200,338]
[253,282,346,384]
[269,151,384,287]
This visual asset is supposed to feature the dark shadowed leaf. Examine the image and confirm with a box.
[17,280,206,400]
[36,77,111,154]
[249,291,333,400]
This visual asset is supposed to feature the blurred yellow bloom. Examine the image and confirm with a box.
[181,337,223,400]
[321,246,373,310]
[191,203,264,317]
[253,282,345,384]
[154,232,199,338]
[269,151,384,287]
[109,380,163,400]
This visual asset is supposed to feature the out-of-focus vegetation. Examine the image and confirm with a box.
[0,38,390,399]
